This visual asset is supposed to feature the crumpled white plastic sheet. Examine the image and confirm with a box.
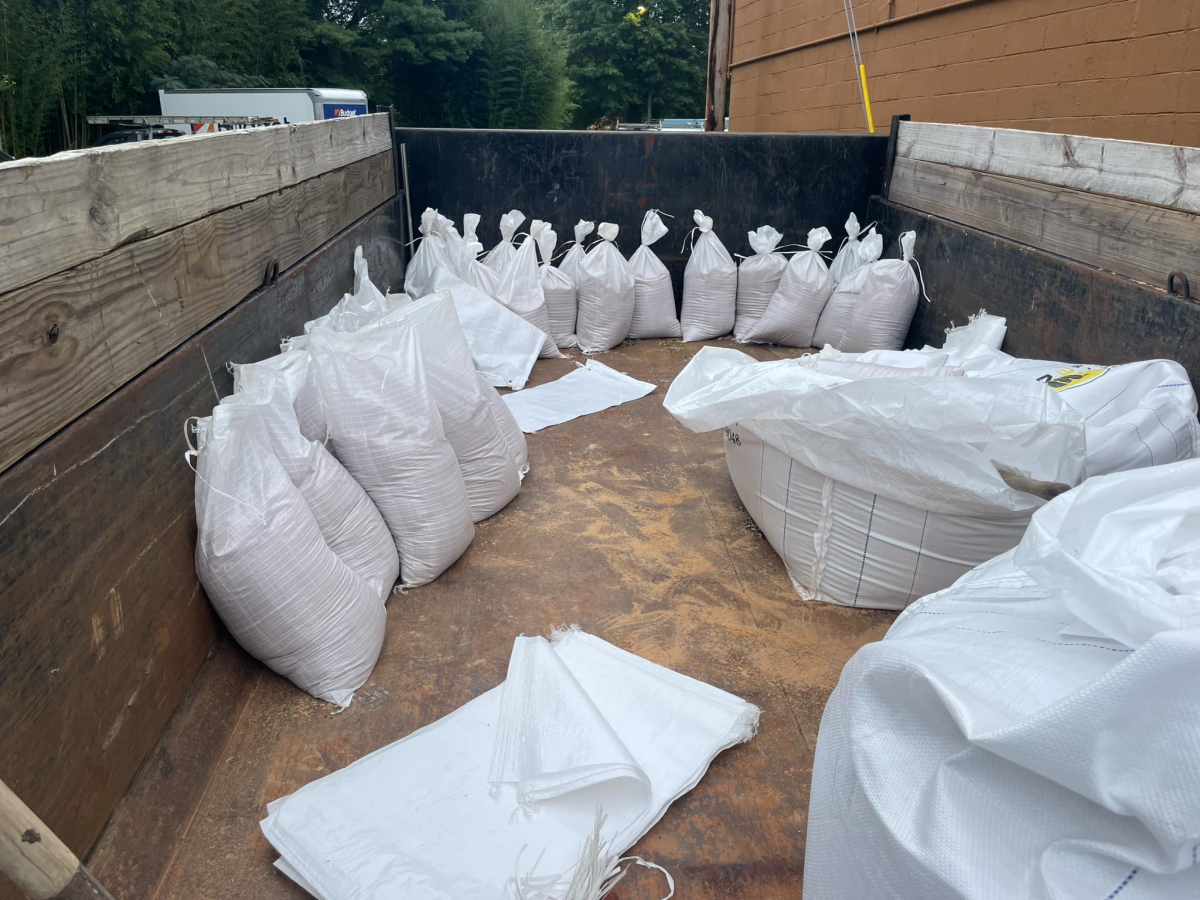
[503,360,656,433]
[261,628,759,900]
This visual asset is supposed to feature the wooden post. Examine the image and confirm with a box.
[0,779,115,900]
[704,0,734,131]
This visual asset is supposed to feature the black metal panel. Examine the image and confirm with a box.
[395,128,888,305]
[870,197,1200,387]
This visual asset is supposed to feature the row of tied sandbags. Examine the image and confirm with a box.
[189,249,527,707]
[405,208,924,354]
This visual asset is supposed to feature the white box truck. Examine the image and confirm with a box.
[158,88,369,126]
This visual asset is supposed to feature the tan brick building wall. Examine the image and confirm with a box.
[730,0,1200,146]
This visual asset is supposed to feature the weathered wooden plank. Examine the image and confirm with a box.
[0,113,393,297]
[889,156,1199,290]
[0,149,394,475]
[897,120,1200,215]
[0,200,405,899]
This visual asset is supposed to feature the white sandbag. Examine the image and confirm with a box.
[576,222,636,353]
[805,459,1200,900]
[627,210,682,339]
[405,208,452,299]
[942,307,1007,351]
[811,228,883,349]
[365,292,521,522]
[732,225,788,341]
[262,628,759,900]
[536,226,579,349]
[827,211,866,283]
[742,226,833,347]
[426,267,543,390]
[233,348,327,444]
[680,209,737,341]
[503,359,656,433]
[307,319,475,587]
[495,219,561,359]
[191,396,388,707]
[833,230,922,352]
[558,218,594,285]
[479,372,529,477]
[462,212,484,260]
[484,209,524,272]
[308,246,398,334]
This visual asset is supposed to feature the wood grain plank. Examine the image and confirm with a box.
[0,201,406,900]
[890,156,1200,290]
[0,114,393,296]
[897,120,1200,214]
[0,149,394,475]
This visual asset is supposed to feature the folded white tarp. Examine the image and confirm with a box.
[504,360,656,433]
[262,628,759,900]
[805,459,1200,900]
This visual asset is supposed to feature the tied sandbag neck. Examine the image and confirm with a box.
[835,217,877,253]
[899,231,931,303]
[639,209,674,248]
[681,209,715,253]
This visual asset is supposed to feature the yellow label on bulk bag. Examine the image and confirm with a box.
[1037,367,1109,392]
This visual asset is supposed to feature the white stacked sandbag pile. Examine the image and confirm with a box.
[536,225,579,349]
[262,628,759,900]
[576,222,636,353]
[811,228,883,349]
[495,219,562,359]
[733,225,788,341]
[484,209,524,272]
[680,209,737,341]
[805,459,1200,900]
[827,211,866,283]
[558,218,594,284]
[307,318,475,587]
[814,230,922,352]
[665,346,1088,609]
[404,208,452,299]
[191,377,398,707]
[742,226,833,347]
[627,209,682,339]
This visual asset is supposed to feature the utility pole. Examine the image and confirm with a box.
[704,0,734,131]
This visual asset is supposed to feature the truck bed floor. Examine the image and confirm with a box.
[87,339,895,899]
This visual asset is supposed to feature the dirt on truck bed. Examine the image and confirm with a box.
[87,339,895,900]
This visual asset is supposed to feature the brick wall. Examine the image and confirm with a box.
[730,0,1199,146]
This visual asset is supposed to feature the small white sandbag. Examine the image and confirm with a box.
[233,347,327,444]
[191,402,387,707]
[828,212,866,283]
[308,246,398,334]
[733,225,788,341]
[743,226,834,347]
[405,208,451,299]
[835,230,922,353]
[307,319,475,587]
[537,226,579,349]
[462,213,484,260]
[812,228,884,349]
[576,222,636,353]
[484,209,525,272]
[943,308,1007,351]
[558,219,595,284]
[495,219,561,358]
[627,210,682,339]
[680,210,737,341]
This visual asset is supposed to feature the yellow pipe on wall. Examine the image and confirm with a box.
[859,63,875,134]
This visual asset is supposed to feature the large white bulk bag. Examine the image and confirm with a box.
[478,371,529,476]
[558,219,594,284]
[191,397,389,707]
[576,222,636,353]
[537,226,579,349]
[307,319,475,587]
[811,228,883,349]
[806,459,1200,900]
[627,210,682,339]
[680,210,737,341]
[827,211,866,283]
[365,292,521,522]
[405,208,451,299]
[732,225,788,341]
[833,230,922,352]
[495,219,561,359]
[484,209,524,272]
[742,226,833,347]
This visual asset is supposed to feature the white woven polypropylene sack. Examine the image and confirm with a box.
[576,222,636,353]
[191,398,388,707]
[308,246,398,334]
[943,308,1007,351]
[537,226,579,349]
[680,210,737,341]
[558,219,594,285]
[307,319,475,587]
[833,230,921,352]
[234,348,328,444]
[742,226,833,347]
[365,292,521,522]
[484,209,524,272]
[812,228,883,349]
[479,371,529,477]
[405,208,452,299]
[627,210,681,339]
[495,220,561,359]
[827,211,865,283]
[805,459,1200,900]
[733,225,788,341]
